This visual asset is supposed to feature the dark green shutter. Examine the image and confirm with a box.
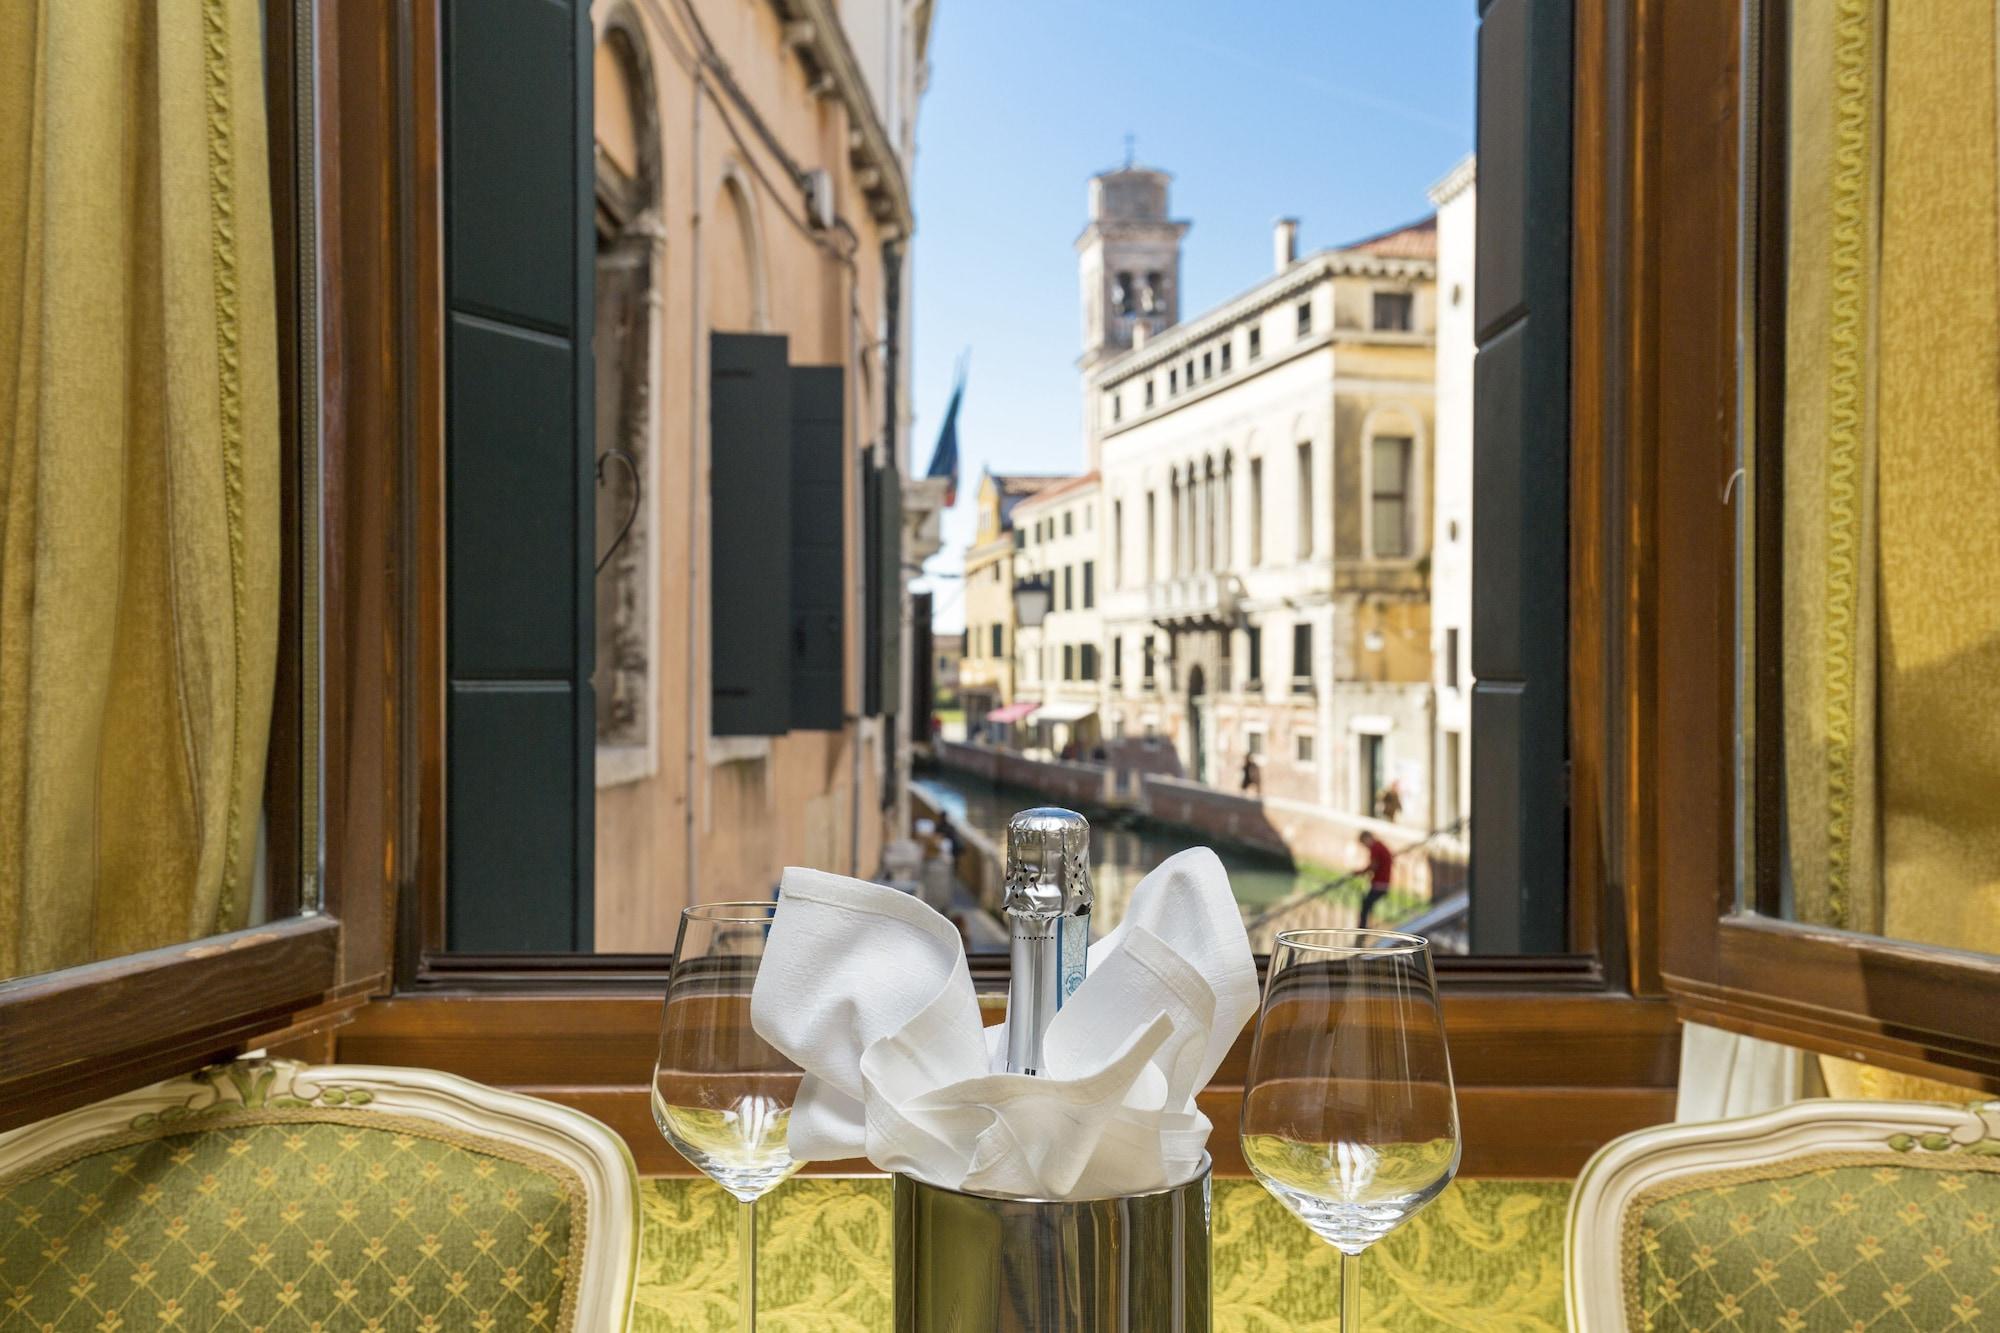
[864,461,903,716]
[790,366,844,730]
[710,332,793,735]
[442,0,593,952]
[1471,0,1571,953]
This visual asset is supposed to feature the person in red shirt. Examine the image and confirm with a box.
[1357,831,1394,928]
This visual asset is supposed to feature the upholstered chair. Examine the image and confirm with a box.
[0,1060,640,1330]
[1567,1097,2000,1331]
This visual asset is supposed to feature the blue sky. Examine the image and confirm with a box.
[905,1,1477,632]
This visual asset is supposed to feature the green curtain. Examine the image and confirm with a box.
[1783,0,2000,953]
[0,0,281,979]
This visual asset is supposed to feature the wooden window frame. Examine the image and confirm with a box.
[353,0,1693,1183]
[1646,0,2000,1087]
[0,1,406,1129]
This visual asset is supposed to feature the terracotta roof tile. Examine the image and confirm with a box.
[1339,214,1438,260]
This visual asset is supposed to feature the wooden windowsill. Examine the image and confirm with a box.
[334,987,1679,1179]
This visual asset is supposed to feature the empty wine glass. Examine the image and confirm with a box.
[1240,928,1460,1331]
[652,902,802,1332]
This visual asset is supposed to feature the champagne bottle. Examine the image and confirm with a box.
[1002,807,1093,1076]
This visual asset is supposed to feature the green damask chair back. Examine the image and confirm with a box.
[1566,1097,2000,1332]
[0,1060,640,1331]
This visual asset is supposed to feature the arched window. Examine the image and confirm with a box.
[592,9,663,783]
[709,167,768,333]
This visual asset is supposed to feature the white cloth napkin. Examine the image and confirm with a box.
[750,847,1258,1200]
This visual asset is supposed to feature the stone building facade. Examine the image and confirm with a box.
[1083,166,1438,819]
[586,0,932,947]
[1011,473,1105,757]
[1428,157,1476,838]
[957,470,1067,732]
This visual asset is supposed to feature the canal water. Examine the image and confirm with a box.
[911,769,1390,952]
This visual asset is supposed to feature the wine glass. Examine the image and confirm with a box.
[1240,928,1460,1331]
[652,902,802,1332]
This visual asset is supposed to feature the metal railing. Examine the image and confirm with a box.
[1245,817,1471,934]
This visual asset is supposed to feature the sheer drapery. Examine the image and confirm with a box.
[1782,0,2000,953]
[0,0,281,978]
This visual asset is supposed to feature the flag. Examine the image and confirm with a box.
[924,356,965,507]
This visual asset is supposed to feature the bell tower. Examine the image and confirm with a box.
[1076,162,1189,375]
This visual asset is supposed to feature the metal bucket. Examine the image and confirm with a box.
[892,1157,1212,1332]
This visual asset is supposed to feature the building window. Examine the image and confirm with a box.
[1144,379,1155,407]
[1012,529,1025,550]
[1185,357,1195,386]
[1080,643,1098,680]
[1220,342,1232,373]
[1358,734,1385,815]
[1143,270,1164,313]
[1082,560,1095,609]
[1111,393,1122,423]
[1142,634,1156,683]
[1115,269,1136,315]
[1296,731,1316,765]
[1291,621,1312,689]
[1246,625,1262,685]
[1248,326,1262,360]
[1112,501,1124,587]
[1295,441,1313,558]
[1063,644,1075,680]
[1442,730,1462,828]
[1063,565,1074,610]
[990,624,1002,657]
[1201,350,1212,379]
[1373,290,1414,332]
[1249,457,1264,565]
[1445,626,1461,689]
[1371,435,1413,557]
[1169,367,1178,395]
[1246,729,1265,757]
[1063,511,1073,537]
[1296,300,1312,336]
[1112,635,1123,682]
[1145,492,1158,583]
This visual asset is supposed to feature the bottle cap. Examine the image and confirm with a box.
[1003,807,1093,919]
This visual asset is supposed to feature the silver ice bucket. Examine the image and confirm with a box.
[892,1156,1212,1332]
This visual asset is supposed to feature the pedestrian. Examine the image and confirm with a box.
[1240,753,1260,795]
[1356,830,1394,928]
[1378,780,1403,824]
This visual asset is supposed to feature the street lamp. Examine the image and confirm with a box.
[1012,576,1053,629]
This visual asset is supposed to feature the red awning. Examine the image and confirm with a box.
[984,701,1041,725]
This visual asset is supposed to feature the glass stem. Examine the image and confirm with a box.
[739,1198,757,1333]
[1340,1249,1361,1332]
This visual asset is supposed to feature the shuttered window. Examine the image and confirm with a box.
[789,366,845,730]
[710,333,793,735]
[864,460,902,716]
[442,0,594,952]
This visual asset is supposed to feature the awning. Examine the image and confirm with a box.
[984,701,1040,725]
[1033,700,1099,725]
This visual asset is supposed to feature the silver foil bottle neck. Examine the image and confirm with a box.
[1002,807,1093,919]
[1002,807,1093,1077]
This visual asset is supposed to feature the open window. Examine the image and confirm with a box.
[1649,0,2000,1087]
[0,2,406,1125]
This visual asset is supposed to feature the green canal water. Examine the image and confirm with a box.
[910,769,1391,952]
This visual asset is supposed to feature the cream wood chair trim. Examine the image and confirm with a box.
[1565,1096,2000,1332]
[0,1059,642,1331]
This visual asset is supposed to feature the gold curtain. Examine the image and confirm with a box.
[0,0,281,979]
[1784,0,2000,953]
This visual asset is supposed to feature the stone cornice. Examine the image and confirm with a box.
[768,0,915,231]
[1429,154,1476,207]
[1090,250,1435,389]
